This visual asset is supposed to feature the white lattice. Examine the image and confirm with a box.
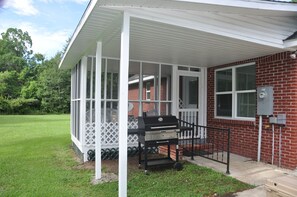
[128,118,138,129]
[127,119,138,146]
[84,120,139,148]
[102,122,119,147]
[128,134,138,146]
[85,123,95,146]
[179,98,185,108]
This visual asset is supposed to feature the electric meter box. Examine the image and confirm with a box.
[277,114,286,125]
[257,86,273,116]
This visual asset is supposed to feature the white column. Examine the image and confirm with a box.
[95,42,102,180]
[80,56,88,162]
[118,12,130,197]
[138,62,143,117]
[199,67,207,127]
[204,68,208,127]
[172,65,178,116]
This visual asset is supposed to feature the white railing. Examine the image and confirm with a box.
[179,109,199,138]
[179,109,198,124]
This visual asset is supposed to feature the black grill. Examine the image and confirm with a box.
[138,115,179,131]
[137,115,182,174]
[138,115,180,143]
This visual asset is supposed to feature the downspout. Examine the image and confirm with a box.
[257,115,263,162]
[279,126,282,167]
[271,123,275,165]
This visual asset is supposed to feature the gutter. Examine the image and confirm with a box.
[59,0,98,69]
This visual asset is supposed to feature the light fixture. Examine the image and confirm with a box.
[290,51,297,59]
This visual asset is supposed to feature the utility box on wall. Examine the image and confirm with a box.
[257,86,273,116]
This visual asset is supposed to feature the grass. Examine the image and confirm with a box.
[0,115,252,196]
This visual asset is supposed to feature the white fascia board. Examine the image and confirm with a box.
[126,9,284,49]
[100,0,297,16]
[175,0,297,12]
[283,39,297,50]
[59,0,98,69]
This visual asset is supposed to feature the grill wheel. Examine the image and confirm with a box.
[174,162,183,171]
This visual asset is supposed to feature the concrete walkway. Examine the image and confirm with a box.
[185,154,296,196]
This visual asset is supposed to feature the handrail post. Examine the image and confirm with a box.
[226,128,231,174]
[191,123,195,160]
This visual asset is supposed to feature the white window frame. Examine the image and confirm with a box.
[145,82,151,101]
[215,62,256,121]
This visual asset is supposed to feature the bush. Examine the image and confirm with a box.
[9,98,40,114]
[0,97,11,114]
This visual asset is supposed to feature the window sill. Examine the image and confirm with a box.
[211,117,255,126]
[215,116,255,121]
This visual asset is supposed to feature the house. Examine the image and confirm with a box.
[59,0,297,195]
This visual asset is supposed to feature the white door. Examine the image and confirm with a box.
[177,71,200,126]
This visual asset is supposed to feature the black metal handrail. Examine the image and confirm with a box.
[178,119,230,174]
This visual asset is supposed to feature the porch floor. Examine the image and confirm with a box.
[185,153,297,196]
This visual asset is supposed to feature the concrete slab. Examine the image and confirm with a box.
[185,154,296,196]
[185,154,293,186]
[235,186,267,197]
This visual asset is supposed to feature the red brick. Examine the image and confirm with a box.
[207,51,297,169]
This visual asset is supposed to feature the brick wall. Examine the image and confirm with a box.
[208,51,297,169]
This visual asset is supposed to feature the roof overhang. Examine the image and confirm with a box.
[283,31,297,49]
[59,0,297,69]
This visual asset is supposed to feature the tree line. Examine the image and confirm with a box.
[0,28,70,114]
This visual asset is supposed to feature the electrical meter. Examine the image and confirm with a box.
[257,86,273,116]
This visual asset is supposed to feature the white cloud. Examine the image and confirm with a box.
[5,0,39,16]
[0,22,71,58]
[73,0,89,4]
[20,23,70,58]
[39,0,89,4]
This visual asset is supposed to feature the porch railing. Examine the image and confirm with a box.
[178,119,230,174]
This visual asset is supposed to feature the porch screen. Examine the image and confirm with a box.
[71,61,81,141]
[128,62,172,117]
[85,57,173,122]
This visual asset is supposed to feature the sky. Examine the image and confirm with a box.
[0,0,89,58]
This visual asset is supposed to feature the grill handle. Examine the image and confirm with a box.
[150,125,177,130]
[156,140,169,144]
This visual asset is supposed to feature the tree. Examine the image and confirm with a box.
[0,52,26,72]
[0,28,71,114]
[21,81,39,99]
[0,71,21,99]
[37,53,71,113]
[0,28,33,72]
[0,28,33,58]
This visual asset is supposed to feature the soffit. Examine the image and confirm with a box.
[59,2,297,69]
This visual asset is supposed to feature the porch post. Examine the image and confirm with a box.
[118,12,130,197]
[172,65,178,116]
[95,42,102,180]
[138,62,143,117]
[200,67,207,127]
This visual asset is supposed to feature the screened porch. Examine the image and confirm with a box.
[70,56,206,162]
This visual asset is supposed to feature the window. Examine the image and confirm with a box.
[215,63,256,119]
[146,82,151,100]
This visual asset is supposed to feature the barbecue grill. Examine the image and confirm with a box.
[137,115,182,173]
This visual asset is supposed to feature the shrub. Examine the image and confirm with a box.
[9,98,40,114]
[0,97,11,114]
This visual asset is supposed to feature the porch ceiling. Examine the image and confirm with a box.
[59,1,297,69]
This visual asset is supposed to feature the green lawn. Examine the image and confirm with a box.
[0,115,252,197]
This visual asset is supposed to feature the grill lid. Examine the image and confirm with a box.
[138,115,179,131]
